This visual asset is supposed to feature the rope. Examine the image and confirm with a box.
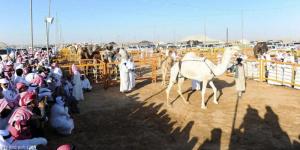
[178,58,216,77]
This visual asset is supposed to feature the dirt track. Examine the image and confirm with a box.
[47,75,300,150]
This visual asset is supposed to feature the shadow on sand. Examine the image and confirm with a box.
[47,83,300,150]
[228,105,299,150]
[170,78,235,105]
[48,88,199,150]
[198,104,300,150]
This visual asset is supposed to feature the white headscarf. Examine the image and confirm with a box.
[71,64,80,75]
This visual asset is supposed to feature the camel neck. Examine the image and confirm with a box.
[214,49,232,76]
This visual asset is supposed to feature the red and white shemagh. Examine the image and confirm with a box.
[30,74,44,87]
[0,99,9,113]
[18,92,36,107]
[8,106,33,127]
[16,82,26,91]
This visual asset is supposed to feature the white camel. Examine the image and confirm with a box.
[166,46,239,109]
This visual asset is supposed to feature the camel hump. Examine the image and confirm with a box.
[182,52,197,60]
[182,52,205,61]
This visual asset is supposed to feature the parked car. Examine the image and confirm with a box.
[127,45,139,51]
[0,48,16,59]
[0,49,7,59]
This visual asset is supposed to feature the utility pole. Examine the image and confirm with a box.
[226,27,229,46]
[152,26,156,43]
[241,10,244,47]
[46,0,52,64]
[30,0,34,52]
[204,18,207,45]
[55,12,58,52]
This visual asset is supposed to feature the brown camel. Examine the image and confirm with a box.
[160,55,174,86]
[253,42,268,58]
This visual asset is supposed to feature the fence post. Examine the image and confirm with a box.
[103,62,108,89]
[151,57,157,83]
[292,64,296,87]
[259,59,264,81]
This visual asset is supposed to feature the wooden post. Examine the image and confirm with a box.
[276,62,278,83]
[151,57,157,83]
[103,62,108,89]
[259,59,264,81]
[291,64,296,87]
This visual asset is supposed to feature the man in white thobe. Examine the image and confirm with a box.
[0,78,18,107]
[51,63,63,87]
[14,68,29,86]
[50,97,74,135]
[119,59,130,93]
[192,80,201,91]
[126,59,136,91]
[284,52,295,63]
[81,74,92,92]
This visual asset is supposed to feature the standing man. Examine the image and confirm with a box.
[127,58,136,91]
[119,59,129,93]
[233,58,246,97]
[71,64,84,101]
[191,54,205,91]
[51,63,63,90]
[192,80,201,91]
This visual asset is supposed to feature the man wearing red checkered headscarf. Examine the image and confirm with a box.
[0,99,13,130]
[8,92,37,140]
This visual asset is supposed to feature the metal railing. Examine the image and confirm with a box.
[244,59,300,89]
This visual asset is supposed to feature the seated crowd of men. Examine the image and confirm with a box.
[0,49,92,149]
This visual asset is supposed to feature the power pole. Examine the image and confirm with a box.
[46,0,52,63]
[173,29,176,44]
[30,0,34,52]
[241,10,244,47]
[226,27,229,46]
[55,12,59,51]
[204,18,207,45]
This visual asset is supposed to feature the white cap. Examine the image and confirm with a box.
[0,78,9,84]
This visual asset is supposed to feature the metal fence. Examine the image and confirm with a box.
[244,59,300,89]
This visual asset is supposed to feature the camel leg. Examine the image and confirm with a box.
[94,67,98,83]
[209,81,218,104]
[177,77,189,104]
[166,82,174,107]
[161,70,166,86]
[201,80,208,109]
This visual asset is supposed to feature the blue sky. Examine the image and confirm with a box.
[0,0,300,45]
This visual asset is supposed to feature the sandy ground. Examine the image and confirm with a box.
[47,75,300,150]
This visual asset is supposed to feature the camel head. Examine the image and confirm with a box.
[212,46,240,76]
